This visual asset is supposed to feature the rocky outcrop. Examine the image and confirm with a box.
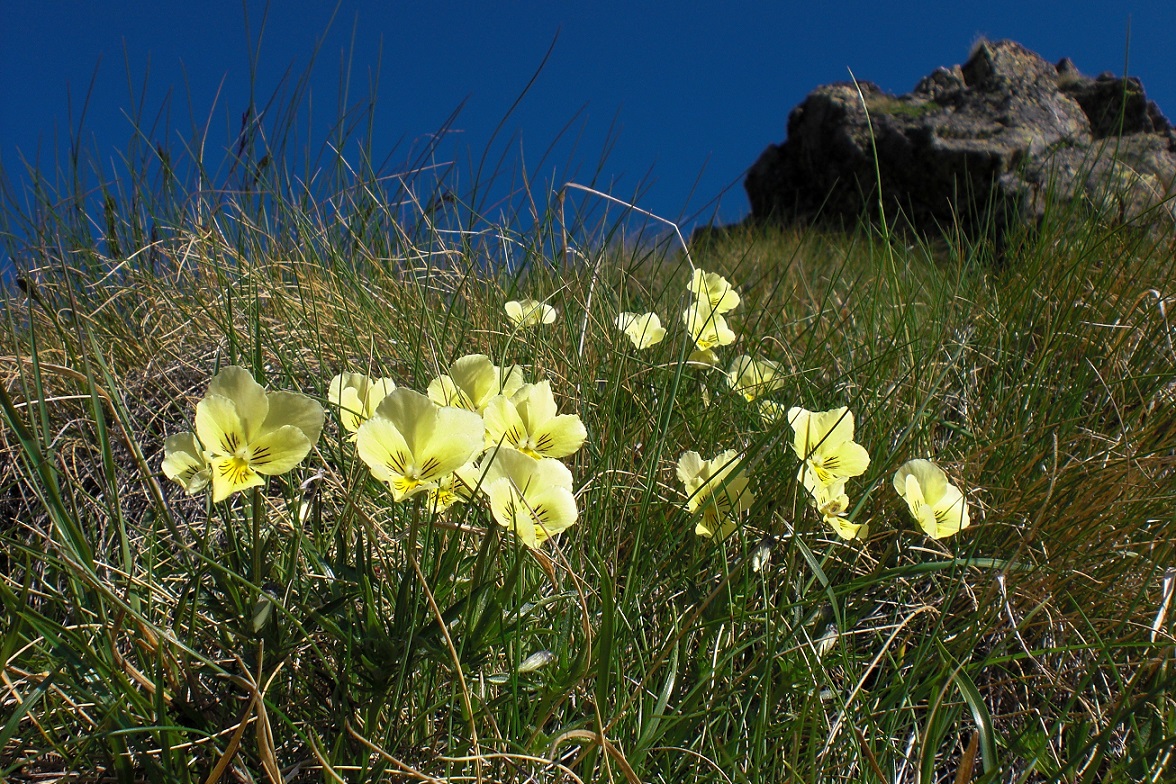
[744,40,1176,238]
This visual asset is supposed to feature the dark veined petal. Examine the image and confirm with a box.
[195,395,248,458]
[247,424,313,476]
[356,415,413,489]
[209,455,264,502]
[162,432,211,494]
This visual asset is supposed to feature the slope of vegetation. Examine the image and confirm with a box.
[2,90,1175,783]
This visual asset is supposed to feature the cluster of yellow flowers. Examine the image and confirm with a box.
[786,406,969,541]
[162,273,969,553]
[683,269,740,364]
[335,353,585,549]
[668,270,778,539]
[661,268,970,544]
[162,354,587,550]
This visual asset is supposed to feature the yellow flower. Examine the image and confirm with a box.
[482,381,587,459]
[427,354,525,414]
[893,459,970,539]
[688,349,721,367]
[787,406,871,487]
[683,302,736,352]
[193,366,324,503]
[803,475,867,541]
[505,298,557,327]
[356,389,485,502]
[757,400,788,426]
[162,432,211,494]
[425,467,477,515]
[726,355,786,402]
[478,447,578,548]
[677,449,754,538]
[616,311,666,349]
[329,372,396,439]
[688,269,741,314]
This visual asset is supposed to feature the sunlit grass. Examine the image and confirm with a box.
[1,84,1175,784]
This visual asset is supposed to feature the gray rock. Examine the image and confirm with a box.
[744,40,1176,239]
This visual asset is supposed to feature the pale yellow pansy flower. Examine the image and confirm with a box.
[192,366,324,503]
[162,432,211,494]
[482,381,587,459]
[893,459,970,539]
[328,371,397,439]
[787,406,871,487]
[505,298,557,327]
[682,302,736,352]
[677,449,754,539]
[478,447,578,548]
[427,354,525,414]
[804,475,867,541]
[688,269,741,314]
[688,349,721,367]
[726,355,786,402]
[757,399,788,426]
[425,466,477,515]
[616,311,666,349]
[356,388,485,502]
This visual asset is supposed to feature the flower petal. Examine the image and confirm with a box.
[483,394,528,450]
[449,354,497,408]
[364,377,397,414]
[531,415,587,459]
[482,449,577,547]
[195,395,248,458]
[372,388,439,456]
[162,432,211,494]
[247,424,313,476]
[207,366,269,441]
[683,305,735,350]
[617,312,666,349]
[726,355,784,402]
[356,415,413,489]
[820,441,871,480]
[514,382,558,432]
[427,375,470,410]
[676,451,705,494]
[337,386,368,434]
[893,459,948,502]
[931,484,970,539]
[209,455,264,502]
[505,299,556,326]
[418,406,486,482]
[825,515,866,541]
[689,269,741,314]
[261,391,324,445]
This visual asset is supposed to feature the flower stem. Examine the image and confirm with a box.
[251,485,265,589]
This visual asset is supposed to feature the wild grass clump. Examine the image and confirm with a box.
[2,81,1175,784]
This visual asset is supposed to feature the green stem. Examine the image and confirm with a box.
[252,486,265,592]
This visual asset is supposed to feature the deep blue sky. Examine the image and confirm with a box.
[3,1,1174,256]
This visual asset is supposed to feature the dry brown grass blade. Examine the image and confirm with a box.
[954,731,980,784]
[547,729,642,784]
[345,721,447,783]
[202,699,255,784]
[851,723,889,783]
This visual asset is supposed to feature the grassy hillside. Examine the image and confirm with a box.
[2,119,1175,783]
